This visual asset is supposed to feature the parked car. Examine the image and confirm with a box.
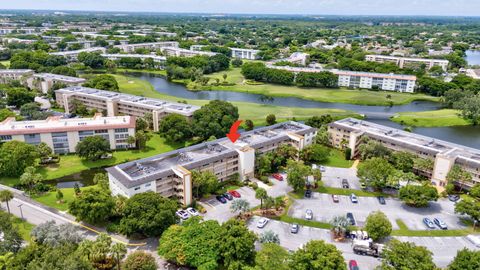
[176,210,189,220]
[377,196,386,205]
[349,260,359,270]
[332,194,339,203]
[350,193,358,203]
[305,209,313,220]
[186,207,199,216]
[223,193,233,200]
[304,189,312,198]
[228,190,241,198]
[257,218,269,228]
[319,165,326,172]
[342,179,350,189]
[433,218,448,230]
[216,195,227,204]
[346,212,356,225]
[272,173,284,181]
[448,195,460,202]
[423,218,435,229]
[290,224,299,234]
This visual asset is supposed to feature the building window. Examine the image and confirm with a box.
[115,128,128,133]
[134,187,140,191]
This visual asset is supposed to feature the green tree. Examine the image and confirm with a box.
[191,170,219,198]
[448,248,480,270]
[244,119,254,131]
[19,166,43,192]
[77,52,106,69]
[266,114,276,125]
[255,188,268,209]
[255,243,290,270]
[357,140,391,160]
[220,219,256,268]
[357,157,395,189]
[300,144,330,164]
[0,140,38,177]
[134,130,152,150]
[75,135,111,161]
[381,239,436,270]
[56,189,64,203]
[286,159,311,192]
[454,198,480,227]
[69,188,115,224]
[364,211,392,241]
[0,211,23,254]
[6,88,35,108]
[447,165,473,192]
[0,190,14,214]
[135,117,149,131]
[259,230,280,244]
[289,240,346,270]
[51,66,77,77]
[399,184,439,208]
[83,74,119,91]
[470,183,480,199]
[230,199,250,216]
[111,243,127,270]
[158,114,192,142]
[192,100,239,140]
[123,251,157,270]
[390,151,415,173]
[36,142,53,159]
[119,192,178,237]
[93,173,109,190]
[0,109,15,122]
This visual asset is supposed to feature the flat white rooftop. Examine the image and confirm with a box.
[33,73,86,83]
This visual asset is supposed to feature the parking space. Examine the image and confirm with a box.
[266,173,293,197]
[201,186,260,223]
[288,192,466,230]
[321,166,361,190]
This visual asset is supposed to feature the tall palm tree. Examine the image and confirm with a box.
[330,216,350,239]
[230,199,250,217]
[0,190,14,214]
[255,188,268,209]
[111,243,127,270]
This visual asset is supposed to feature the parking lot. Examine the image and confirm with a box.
[289,192,467,230]
[321,166,362,190]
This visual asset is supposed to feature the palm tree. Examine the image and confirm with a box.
[0,252,14,270]
[255,188,268,209]
[230,199,250,216]
[259,230,280,244]
[0,190,14,214]
[330,216,350,239]
[111,243,127,270]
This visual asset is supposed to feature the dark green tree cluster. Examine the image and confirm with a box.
[83,74,119,91]
[166,54,230,80]
[295,71,338,88]
[77,52,106,69]
[10,50,66,72]
[0,140,38,177]
[256,144,298,176]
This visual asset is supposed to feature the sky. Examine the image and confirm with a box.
[1,0,480,16]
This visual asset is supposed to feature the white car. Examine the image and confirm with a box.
[257,218,269,228]
[305,209,313,220]
[186,207,199,216]
[350,194,358,203]
[176,210,190,220]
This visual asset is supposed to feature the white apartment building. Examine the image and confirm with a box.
[365,55,449,71]
[50,47,107,61]
[101,53,167,67]
[55,86,199,132]
[114,41,179,53]
[465,69,480,80]
[230,48,260,60]
[0,28,14,35]
[106,121,316,205]
[336,70,416,93]
[190,45,207,51]
[0,114,136,154]
[160,47,218,57]
[26,73,86,94]
[0,69,34,84]
[329,118,480,189]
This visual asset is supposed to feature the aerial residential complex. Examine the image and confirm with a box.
[114,41,179,53]
[27,73,86,94]
[106,121,317,205]
[230,48,260,60]
[101,53,167,67]
[50,47,107,61]
[0,113,135,154]
[55,86,200,131]
[329,118,480,189]
[159,47,218,57]
[0,69,34,83]
[365,55,449,71]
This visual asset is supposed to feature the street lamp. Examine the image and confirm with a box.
[18,204,24,220]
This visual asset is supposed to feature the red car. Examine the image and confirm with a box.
[228,190,241,198]
[348,260,359,270]
[272,173,284,181]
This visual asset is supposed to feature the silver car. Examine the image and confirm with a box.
[305,209,313,220]
[176,210,190,220]
[433,218,448,230]
[257,218,269,228]
[186,207,199,216]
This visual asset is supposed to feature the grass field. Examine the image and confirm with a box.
[181,67,440,106]
[391,109,472,127]
[113,73,361,126]
[320,148,354,168]
[392,219,479,237]
[32,186,95,211]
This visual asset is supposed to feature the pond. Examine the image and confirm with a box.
[45,167,106,188]
[465,50,480,66]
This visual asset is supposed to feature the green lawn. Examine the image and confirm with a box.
[392,219,478,237]
[391,109,472,127]
[112,73,361,125]
[320,148,354,168]
[32,186,94,211]
[0,60,10,68]
[182,67,440,106]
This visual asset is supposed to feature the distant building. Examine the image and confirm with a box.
[0,69,34,84]
[50,47,107,61]
[190,45,207,51]
[27,73,86,94]
[107,121,317,205]
[160,47,218,57]
[114,41,179,53]
[55,86,199,132]
[329,118,480,190]
[0,114,136,154]
[101,53,167,68]
[230,48,260,60]
[365,55,449,71]
[465,69,480,80]
[335,70,416,93]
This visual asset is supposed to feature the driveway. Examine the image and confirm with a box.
[321,166,361,190]
[288,192,466,230]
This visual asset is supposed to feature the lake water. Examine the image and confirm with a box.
[465,50,480,66]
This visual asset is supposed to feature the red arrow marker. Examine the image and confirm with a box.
[226,120,243,143]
